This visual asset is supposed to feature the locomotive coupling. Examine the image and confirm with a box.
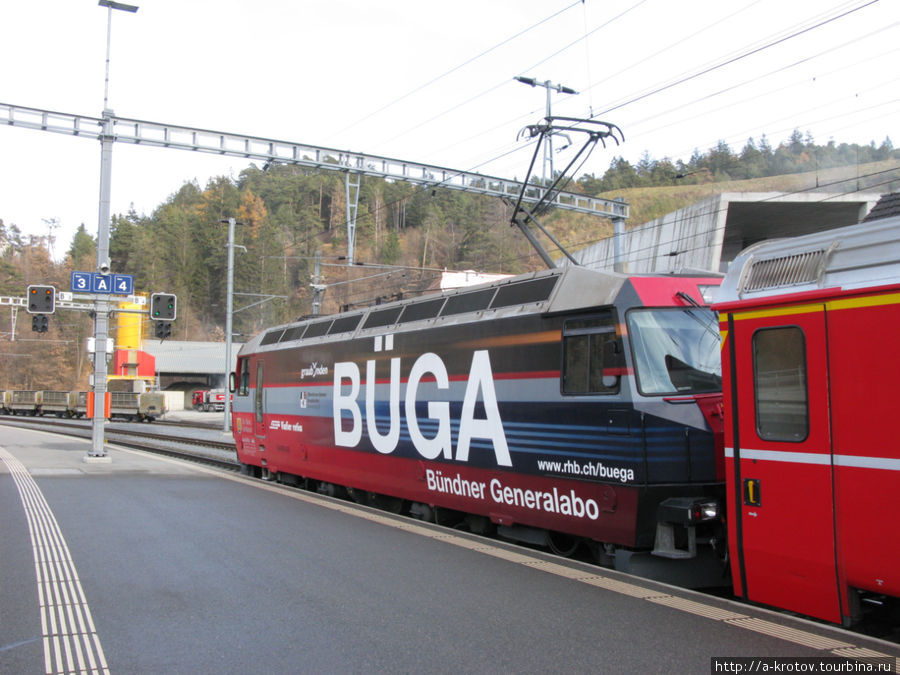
[652,497,721,560]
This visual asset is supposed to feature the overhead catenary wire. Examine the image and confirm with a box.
[582,0,768,100]
[215,2,898,298]
[463,0,886,178]
[450,0,768,154]
[273,106,896,289]
[525,165,900,272]
[262,0,900,286]
[587,0,881,119]
[619,28,900,160]
[374,0,647,151]
[456,0,884,182]
[329,0,584,145]
[286,151,898,301]
[416,0,892,184]
[645,79,900,166]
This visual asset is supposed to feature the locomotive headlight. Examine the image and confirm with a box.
[657,497,719,525]
[690,500,719,522]
[698,284,719,304]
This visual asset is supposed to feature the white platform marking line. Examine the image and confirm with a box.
[0,447,110,675]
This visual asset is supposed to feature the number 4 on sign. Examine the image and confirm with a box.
[113,274,134,295]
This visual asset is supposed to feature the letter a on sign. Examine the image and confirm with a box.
[92,274,112,294]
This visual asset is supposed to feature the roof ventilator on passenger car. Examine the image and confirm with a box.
[739,242,838,295]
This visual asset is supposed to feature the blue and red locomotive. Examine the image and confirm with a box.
[231,266,726,582]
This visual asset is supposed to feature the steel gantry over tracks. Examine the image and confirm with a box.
[1,102,630,229]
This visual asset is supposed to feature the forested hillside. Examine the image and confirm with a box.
[0,131,896,389]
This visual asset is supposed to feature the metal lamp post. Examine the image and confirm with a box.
[221,218,237,434]
[87,0,138,461]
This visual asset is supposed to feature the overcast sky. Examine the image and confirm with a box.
[1,0,896,259]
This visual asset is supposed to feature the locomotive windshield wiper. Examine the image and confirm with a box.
[510,116,624,269]
[677,291,720,343]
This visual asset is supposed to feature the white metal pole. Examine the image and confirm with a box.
[222,217,235,433]
[87,1,138,461]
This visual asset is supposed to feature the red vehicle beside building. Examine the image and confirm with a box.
[192,389,227,412]
[716,214,900,625]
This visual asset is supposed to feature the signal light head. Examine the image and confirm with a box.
[150,293,177,320]
[154,321,172,339]
[26,285,56,314]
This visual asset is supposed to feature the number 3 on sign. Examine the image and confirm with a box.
[71,272,91,292]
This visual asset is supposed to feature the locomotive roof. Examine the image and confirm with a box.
[717,213,900,304]
[243,266,619,352]
[243,265,720,353]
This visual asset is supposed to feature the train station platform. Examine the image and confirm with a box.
[1,425,898,674]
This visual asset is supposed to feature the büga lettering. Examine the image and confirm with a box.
[333,349,512,467]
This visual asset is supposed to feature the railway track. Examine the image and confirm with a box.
[0,415,239,471]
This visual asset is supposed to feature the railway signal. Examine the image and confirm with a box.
[153,321,172,339]
[31,315,49,333]
[150,293,177,320]
[150,292,176,340]
[26,285,56,314]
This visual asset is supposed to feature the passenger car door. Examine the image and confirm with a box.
[726,306,840,623]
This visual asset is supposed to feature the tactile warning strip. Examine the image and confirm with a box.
[577,575,662,599]
[832,648,900,674]
[648,594,747,621]
[0,446,110,675]
[724,618,854,650]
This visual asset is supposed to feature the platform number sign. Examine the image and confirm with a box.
[71,272,92,293]
[112,274,134,295]
[92,274,112,293]
[70,271,134,295]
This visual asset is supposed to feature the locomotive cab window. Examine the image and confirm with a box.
[753,326,809,441]
[562,312,621,395]
[255,362,265,424]
[627,307,721,395]
[237,358,250,396]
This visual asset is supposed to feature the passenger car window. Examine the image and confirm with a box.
[753,327,809,441]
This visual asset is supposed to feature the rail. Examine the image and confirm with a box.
[0,416,238,470]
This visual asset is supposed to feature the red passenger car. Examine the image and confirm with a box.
[716,214,900,624]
